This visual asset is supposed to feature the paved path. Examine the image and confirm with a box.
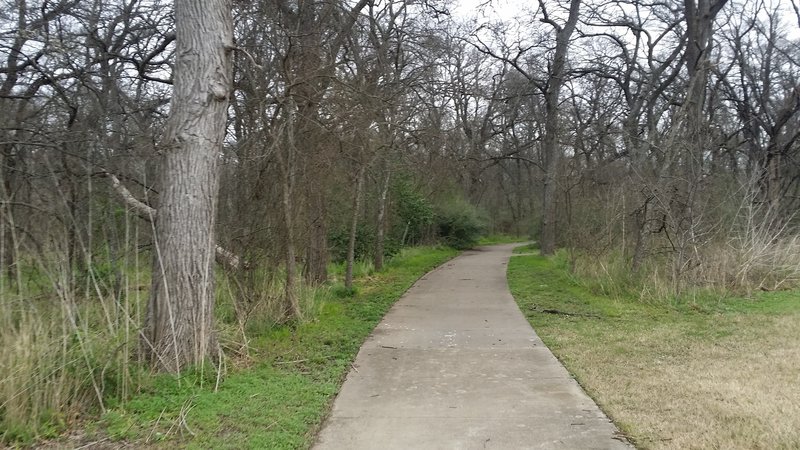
[313,244,630,449]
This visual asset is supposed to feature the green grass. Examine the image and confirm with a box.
[507,250,800,449]
[327,258,376,281]
[511,242,537,253]
[97,245,458,449]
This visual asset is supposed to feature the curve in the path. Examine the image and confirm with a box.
[313,243,631,449]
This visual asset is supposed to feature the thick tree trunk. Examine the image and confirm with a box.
[540,113,560,256]
[538,0,581,256]
[281,106,301,320]
[144,0,233,372]
[665,0,728,259]
[0,189,21,291]
[0,152,17,289]
[345,166,366,290]
[373,171,390,271]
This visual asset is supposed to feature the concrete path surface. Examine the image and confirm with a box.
[313,244,631,449]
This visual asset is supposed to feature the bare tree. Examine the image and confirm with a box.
[720,2,800,219]
[537,0,581,255]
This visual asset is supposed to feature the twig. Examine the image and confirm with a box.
[146,407,167,444]
[228,45,264,71]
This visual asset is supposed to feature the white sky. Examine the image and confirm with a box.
[451,0,529,23]
[451,0,800,40]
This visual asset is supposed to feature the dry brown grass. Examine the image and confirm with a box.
[545,313,800,449]
[509,254,800,450]
[0,255,151,444]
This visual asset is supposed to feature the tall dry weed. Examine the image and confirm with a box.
[573,177,800,299]
[1,225,146,443]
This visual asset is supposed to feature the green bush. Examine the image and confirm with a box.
[435,199,486,249]
[328,226,375,263]
[391,177,434,245]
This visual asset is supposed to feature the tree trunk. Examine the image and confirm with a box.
[540,114,560,256]
[761,145,782,215]
[282,172,300,320]
[0,183,21,292]
[282,142,301,320]
[305,189,329,284]
[144,0,233,373]
[373,171,390,271]
[281,102,301,321]
[345,166,366,290]
[0,151,17,289]
[538,0,581,256]
[631,197,652,273]
[60,151,84,290]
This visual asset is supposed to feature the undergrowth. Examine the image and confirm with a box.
[1,245,456,447]
[94,245,457,449]
[1,254,150,445]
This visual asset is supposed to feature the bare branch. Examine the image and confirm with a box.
[214,245,244,271]
[103,172,156,221]
[101,172,243,270]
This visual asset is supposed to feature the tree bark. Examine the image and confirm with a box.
[374,170,391,271]
[631,196,652,273]
[539,0,581,256]
[144,0,233,372]
[280,101,301,321]
[0,152,17,289]
[345,166,366,290]
[305,189,329,283]
[281,167,300,320]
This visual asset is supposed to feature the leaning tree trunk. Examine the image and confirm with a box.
[144,0,233,372]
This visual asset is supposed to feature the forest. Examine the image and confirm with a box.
[1,0,799,446]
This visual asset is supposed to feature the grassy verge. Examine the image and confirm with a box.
[512,242,537,253]
[507,251,800,449]
[93,246,457,449]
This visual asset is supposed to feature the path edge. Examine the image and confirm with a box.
[306,248,462,448]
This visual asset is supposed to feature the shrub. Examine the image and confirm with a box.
[328,226,375,263]
[391,177,434,246]
[434,199,486,249]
